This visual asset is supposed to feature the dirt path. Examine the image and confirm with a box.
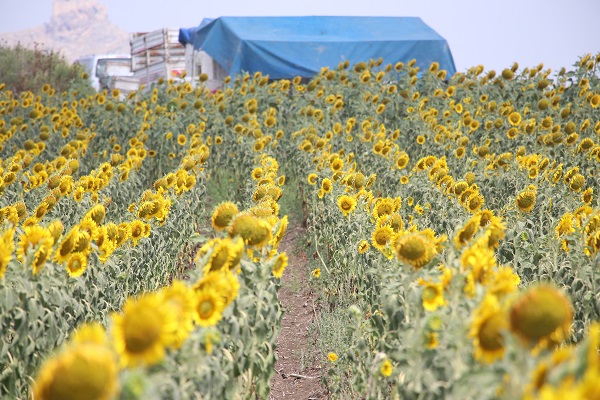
[270,225,328,400]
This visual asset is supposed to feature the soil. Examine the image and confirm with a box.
[269,225,329,400]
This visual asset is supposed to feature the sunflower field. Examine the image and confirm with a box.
[1,52,599,399]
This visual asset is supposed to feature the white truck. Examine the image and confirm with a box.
[77,28,216,95]
[75,54,133,92]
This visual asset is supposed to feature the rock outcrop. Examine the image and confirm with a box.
[0,0,130,61]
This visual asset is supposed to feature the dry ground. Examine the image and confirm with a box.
[269,225,329,400]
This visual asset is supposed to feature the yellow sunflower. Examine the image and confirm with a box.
[17,225,53,275]
[516,190,537,213]
[111,293,177,367]
[395,232,435,269]
[380,358,393,377]
[193,287,225,327]
[372,197,396,219]
[461,236,496,284]
[160,281,196,349]
[321,178,333,194]
[202,239,234,273]
[371,225,394,251]
[66,252,88,278]
[469,295,508,364]
[272,252,288,278]
[129,220,146,246]
[194,269,239,307]
[418,279,446,311]
[358,240,370,254]
[33,343,119,400]
[453,215,482,248]
[0,229,15,279]
[337,195,357,217]
[486,265,520,298]
[270,215,288,248]
[509,284,573,345]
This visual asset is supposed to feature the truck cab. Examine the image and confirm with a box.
[75,54,132,91]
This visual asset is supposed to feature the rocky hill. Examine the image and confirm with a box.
[0,0,130,62]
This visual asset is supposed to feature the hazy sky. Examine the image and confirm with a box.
[1,0,599,75]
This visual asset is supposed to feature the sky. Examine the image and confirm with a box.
[1,0,599,75]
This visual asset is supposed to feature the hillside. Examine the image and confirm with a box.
[0,0,129,61]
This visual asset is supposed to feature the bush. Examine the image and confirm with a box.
[0,42,93,96]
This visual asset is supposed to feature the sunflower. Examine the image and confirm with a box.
[418,280,446,311]
[372,198,395,219]
[509,284,573,345]
[47,220,64,245]
[229,213,257,242]
[53,226,79,264]
[33,343,119,400]
[272,252,288,278]
[194,269,239,307]
[371,225,394,251]
[66,252,88,278]
[486,265,520,298]
[568,174,585,192]
[34,202,50,220]
[79,216,100,241]
[453,181,469,196]
[486,218,507,249]
[194,287,225,327]
[395,233,434,269]
[17,225,53,275]
[555,213,576,238]
[395,153,409,170]
[251,167,264,180]
[111,293,177,367]
[461,237,496,284]
[270,215,288,248]
[247,218,272,248]
[508,111,522,126]
[85,204,106,225]
[380,358,393,377]
[469,295,508,364]
[211,202,239,231]
[337,195,357,217]
[115,223,130,247]
[581,188,593,204]
[71,322,107,347]
[307,173,318,185]
[129,219,146,246]
[330,157,344,172]
[202,239,233,273]
[321,178,333,194]
[177,134,187,146]
[466,193,485,213]
[160,281,196,349]
[0,229,15,279]
[453,215,481,248]
[358,240,370,254]
[516,190,537,213]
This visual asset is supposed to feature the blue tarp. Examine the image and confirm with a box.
[178,18,214,46]
[179,16,456,79]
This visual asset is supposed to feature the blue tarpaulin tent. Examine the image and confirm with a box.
[179,16,456,79]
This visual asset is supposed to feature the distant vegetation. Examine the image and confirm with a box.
[0,42,92,95]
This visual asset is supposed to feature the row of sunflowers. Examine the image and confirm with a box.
[1,75,288,398]
[292,55,599,398]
